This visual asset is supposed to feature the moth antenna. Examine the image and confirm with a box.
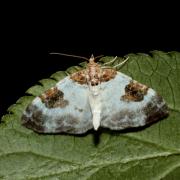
[49,52,89,61]
[94,55,104,61]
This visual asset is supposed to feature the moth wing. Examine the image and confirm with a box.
[100,72,169,130]
[22,76,93,134]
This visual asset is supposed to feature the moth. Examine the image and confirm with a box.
[22,53,169,134]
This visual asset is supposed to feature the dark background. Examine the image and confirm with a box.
[0,4,179,118]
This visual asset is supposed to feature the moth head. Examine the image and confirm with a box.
[89,54,95,63]
[89,54,104,64]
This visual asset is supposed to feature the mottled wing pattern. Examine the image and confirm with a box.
[22,76,93,134]
[100,72,169,130]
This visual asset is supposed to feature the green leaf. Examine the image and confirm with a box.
[1,51,180,180]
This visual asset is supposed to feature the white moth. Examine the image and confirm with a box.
[22,53,168,134]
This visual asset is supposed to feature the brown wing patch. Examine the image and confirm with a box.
[70,70,87,84]
[143,95,169,124]
[121,80,149,102]
[101,68,117,82]
[39,87,69,108]
[22,105,45,132]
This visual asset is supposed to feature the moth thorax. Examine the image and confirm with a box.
[88,65,101,86]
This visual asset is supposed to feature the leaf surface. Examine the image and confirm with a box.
[0,51,180,180]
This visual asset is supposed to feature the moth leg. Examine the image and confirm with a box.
[101,66,114,69]
[102,56,118,66]
[113,56,129,69]
[65,71,70,76]
[101,56,129,69]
